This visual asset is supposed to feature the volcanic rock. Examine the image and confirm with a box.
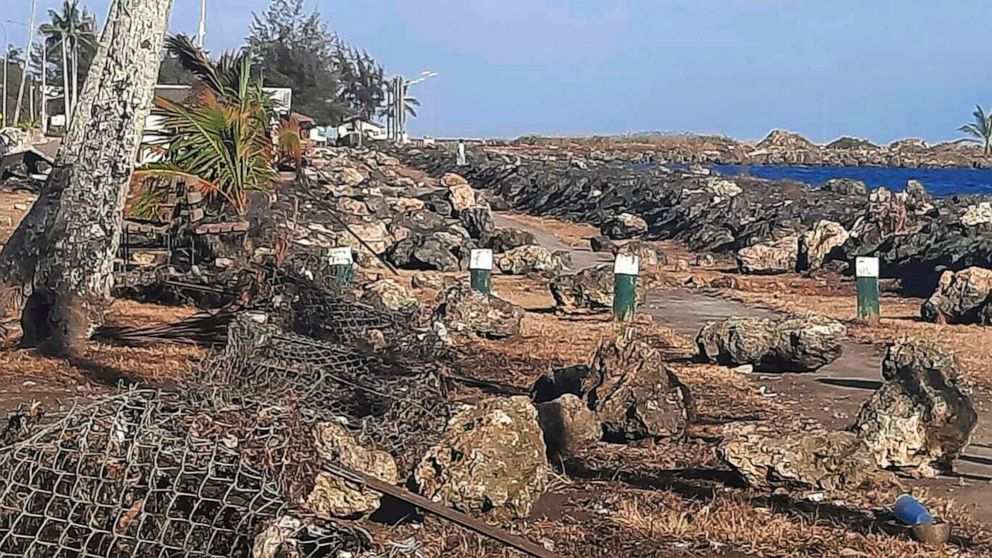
[413,396,549,519]
[589,235,618,254]
[361,278,419,313]
[719,423,880,491]
[484,228,537,253]
[457,206,494,240]
[530,365,594,403]
[921,267,992,324]
[442,173,476,215]
[305,423,398,519]
[961,202,992,227]
[549,265,614,311]
[736,235,800,275]
[696,314,846,372]
[496,245,567,275]
[600,212,648,240]
[433,285,523,338]
[619,240,668,267]
[588,330,694,440]
[822,178,869,196]
[854,340,977,477]
[535,394,602,458]
[387,234,462,272]
[798,220,849,270]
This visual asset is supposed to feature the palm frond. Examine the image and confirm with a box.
[165,34,226,96]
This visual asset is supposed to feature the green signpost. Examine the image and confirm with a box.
[469,248,493,294]
[329,246,355,286]
[613,253,640,322]
[856,256,880,321]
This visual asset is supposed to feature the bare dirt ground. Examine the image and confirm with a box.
[3,187,992,556]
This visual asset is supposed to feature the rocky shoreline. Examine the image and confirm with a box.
[503,130,992,169]
[393,143,992,299]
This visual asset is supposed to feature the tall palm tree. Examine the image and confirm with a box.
[959,105,992,155]
[39,0,97,124]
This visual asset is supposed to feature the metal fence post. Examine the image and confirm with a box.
[856,256,880,321]
[469,248,493,294]
[613,253,639,322]
[329,246,355,286]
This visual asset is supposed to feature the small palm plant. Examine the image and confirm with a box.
[959,105,992,155]
[135,34,277,216]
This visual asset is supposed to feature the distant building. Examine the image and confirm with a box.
[337,117,387,144]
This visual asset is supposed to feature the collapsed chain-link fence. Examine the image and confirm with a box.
[0,389,372,557]
[200,314,450,474]
[1,254,455,557]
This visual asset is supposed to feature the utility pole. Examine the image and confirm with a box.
[1,21,7,128]
[40,38,46,133]
[13,0,39,125]
[197,0,207,47]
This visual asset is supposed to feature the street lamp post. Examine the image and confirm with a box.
[1,21,7,128]
[393,70,436,143]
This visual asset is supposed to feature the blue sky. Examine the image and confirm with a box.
[5,0,992,142]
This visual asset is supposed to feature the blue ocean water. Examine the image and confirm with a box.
[709,164,992,196]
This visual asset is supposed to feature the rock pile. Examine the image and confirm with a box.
[854,340,977,477]
[696,314,846,372]
[395,144,992,295]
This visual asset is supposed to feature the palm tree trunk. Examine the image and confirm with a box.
[0,0,174,352]
[60,37,71,122]
[71,39,79,113]
[12,0,39,125]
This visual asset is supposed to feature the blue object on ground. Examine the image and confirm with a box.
[893,494,933,526]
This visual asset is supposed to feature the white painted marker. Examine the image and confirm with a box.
[328,246,354,266]
[856,256,879,278]
[614,253,640,276]
[469,248,494,270]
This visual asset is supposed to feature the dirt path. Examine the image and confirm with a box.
[495,210,992,525]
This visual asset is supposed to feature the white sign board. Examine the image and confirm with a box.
[614,253,640,276]
[328,246,353,266]
[50,114,67,127]
[469,249,493,270]
[855,257,879,278]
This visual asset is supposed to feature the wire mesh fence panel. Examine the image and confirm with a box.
[0,390,371,558]
[200,315,450,474]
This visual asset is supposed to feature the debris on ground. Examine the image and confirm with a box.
[305,422,399,519]
[589,330,695,440]
[854,340,978,477]
[736,234,801,275]
[433,284,524,338]
[799,220,849,271]
[719,421,887,491]
[0,390,374,557]
[361,277,421,313]
[618,240,667,267]
[696,313,846,372]
[535,393,603,459]
[600,212,648,240]
[413,396,550,520]
[496,244,568,275]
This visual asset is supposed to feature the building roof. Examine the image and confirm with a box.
[154,85,195,104]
